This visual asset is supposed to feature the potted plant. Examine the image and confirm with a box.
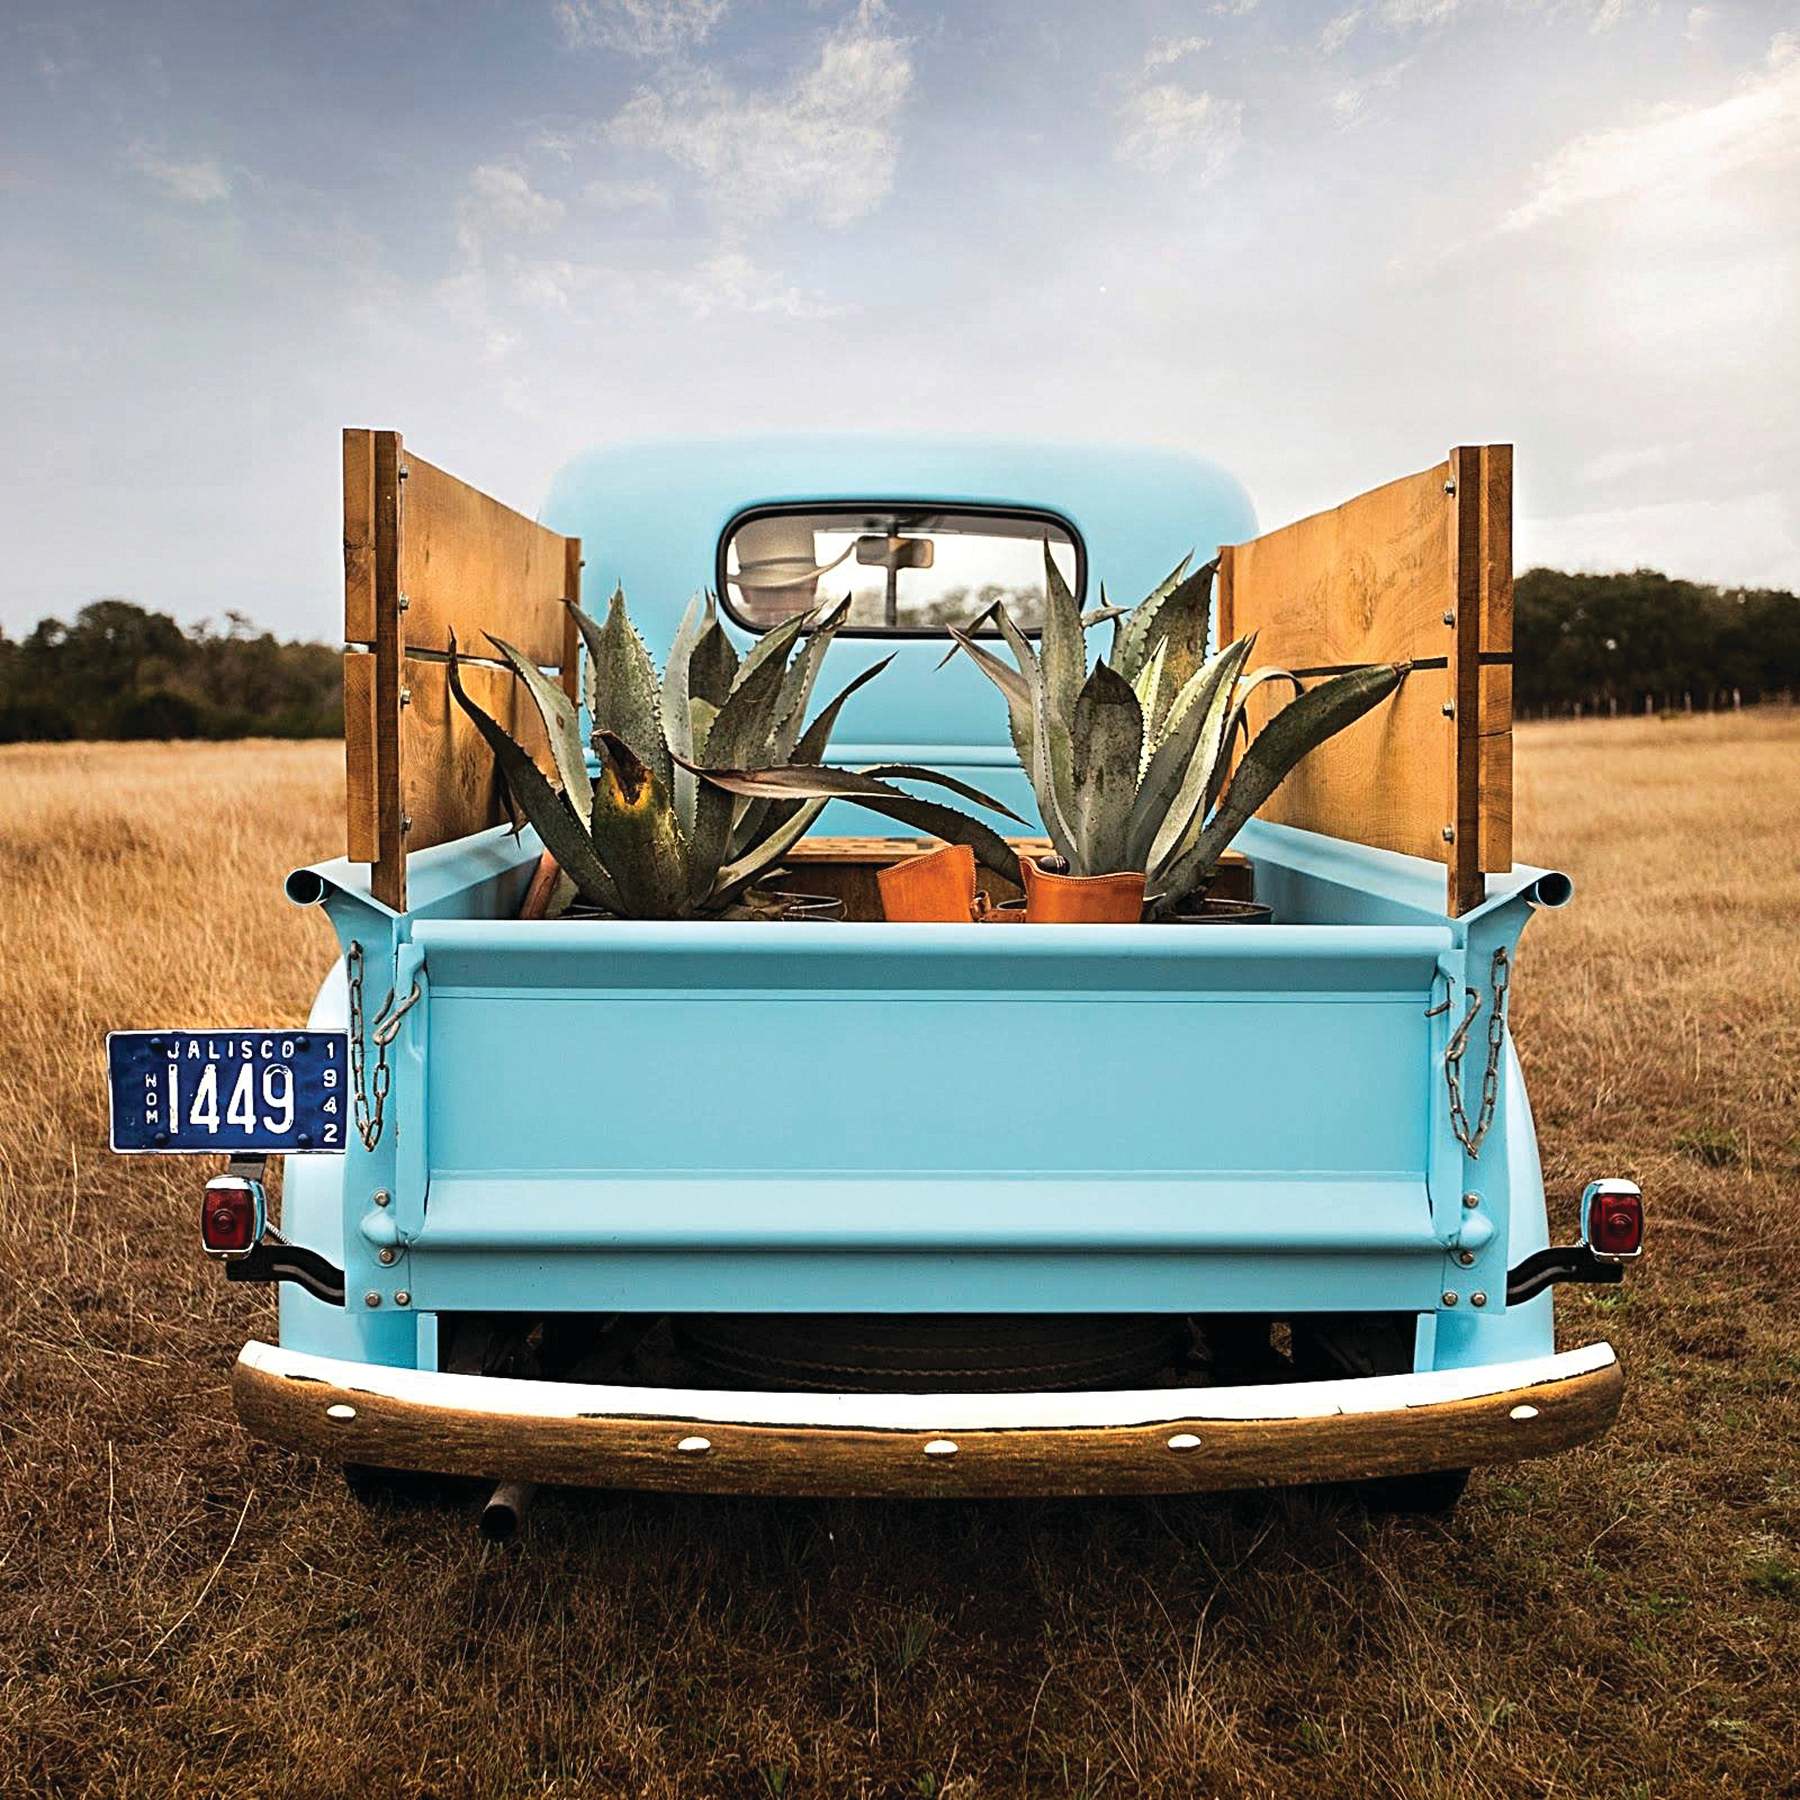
[944,549,1409,921]
[447,588,1022,920]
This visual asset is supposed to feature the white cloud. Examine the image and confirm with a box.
[1500,32,1800,232]
[456,163,566,256]
[1685,6,1715,38]
[609,2,911,227]
[1211,0,1261,14]
[1329,56,1412,126]
[1145,34,1212,70]
[1116,84,1245,180]
[1319,8,1365,53]
[554,0,729,55]
[130,147,230,204]
[583,175,668,209]
[673,250,844,319]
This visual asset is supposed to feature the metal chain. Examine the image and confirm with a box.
[345,941,421,1152]
[1443,947,1510,1158]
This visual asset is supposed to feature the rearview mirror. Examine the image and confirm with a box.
[856,535,935,571]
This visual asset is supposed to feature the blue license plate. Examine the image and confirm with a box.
[107,1030,351,1154]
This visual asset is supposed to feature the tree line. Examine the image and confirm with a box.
[2,573,1796,742]
[0,600,340,741]
[1514,567,1800,718]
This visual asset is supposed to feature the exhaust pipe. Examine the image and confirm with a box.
[479,1480,537,1542]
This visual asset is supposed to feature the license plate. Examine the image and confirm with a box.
[107,1030,351,1154]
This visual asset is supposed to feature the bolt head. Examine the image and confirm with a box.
[373,1190,391,1207]
[393,1290,411,1307]
[1456,1249,1476,1267]
[363,1290,382,1308]
[1441,1291,1459,1307]
[1471,1291,1488,1308]
[1442,825,1456,843]
[1462,1192,1481,1209]
[377,1246,398,1266]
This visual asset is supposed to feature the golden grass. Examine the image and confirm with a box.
[2,717,1797,1798]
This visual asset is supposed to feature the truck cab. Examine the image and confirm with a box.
[132,432,1639,1518]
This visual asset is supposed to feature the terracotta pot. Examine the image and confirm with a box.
[1018,853,1147,924]
[519,850,562,920]
[877,842,977,923]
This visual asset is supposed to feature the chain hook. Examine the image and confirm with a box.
[1443,947,1509,1159]
[345,941,418,1151]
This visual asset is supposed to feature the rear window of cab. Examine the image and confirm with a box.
[718,504,1084,637]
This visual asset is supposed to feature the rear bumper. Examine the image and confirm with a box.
[234,1339,1622,1498]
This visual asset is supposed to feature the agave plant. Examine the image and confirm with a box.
[947,548,1407,915]
[448,587,1022,918]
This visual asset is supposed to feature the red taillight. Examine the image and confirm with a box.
[201,1175,265,1258]
[1584,1181,1643,1259]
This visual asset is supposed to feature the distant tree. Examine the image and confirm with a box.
[0,600,342,742]
[1513,568,1798,716]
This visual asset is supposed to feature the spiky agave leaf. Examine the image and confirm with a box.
[1068,662,1145,876]
[1145,556,1220,699]
[768,597,852,761]
[1108,554,1192,682]
[446,637,621,913]
[708,797,830,908]
[791,655,894,764]
[661,594,707,836]
[587,730,691,917]
[1150,662,1409,911]
[567,589,670,794]
[683,612,813,903]
[944,625,1034,774]
[1134,634,1256,877]
[484,632,593,826]
[1038,540,1087,730]
[680,758,1020,883]
[1130,635,1169,758]
[687,596,739,709]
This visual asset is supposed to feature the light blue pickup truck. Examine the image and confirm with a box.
[110,433,1640,1529]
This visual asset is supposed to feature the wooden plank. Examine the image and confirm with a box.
[343,429,376,644]
[1475,445,1514,875]
[395,656,552,857]
[371,430,407,911]
[392,453,569,665]
[1222,459,1456,669]
[236,1345,1622,1499]
[561,538,583,703]
[343,651,378,862]
[1448,446,1484,914]
[1220,448,1514,913]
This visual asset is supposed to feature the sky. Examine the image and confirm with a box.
[2,0,1796,641]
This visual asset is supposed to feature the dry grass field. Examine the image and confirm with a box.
[2,715,1797,1798]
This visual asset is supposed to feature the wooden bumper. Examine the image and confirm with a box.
[234,1341,1622,1498]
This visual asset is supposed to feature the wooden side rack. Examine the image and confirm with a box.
[342,428,581,911]
[1219,445,1513,914]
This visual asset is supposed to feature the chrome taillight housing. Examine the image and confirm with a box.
[201,1172,266,1259]
[1579,1178,1643,1262]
